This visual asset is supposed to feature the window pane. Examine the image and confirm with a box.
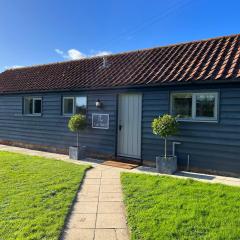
[196,94,215,118]
[64,98,74,115]
[34,99,42,114]
[75,97,87,115]
[172,93,192,118]
[24,98,33,114]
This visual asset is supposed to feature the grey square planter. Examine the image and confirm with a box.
[156,156,177,174]
[69,146,86,160]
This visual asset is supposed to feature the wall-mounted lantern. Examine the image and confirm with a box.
[96,99,102,108]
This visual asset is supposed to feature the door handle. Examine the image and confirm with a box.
[119,125,122,131]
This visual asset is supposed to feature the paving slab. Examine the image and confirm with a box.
[85,171,102,179]
[100,184,122,193]
[99,192,123,202]
[67,213,96,229]
[81,185,100,192]
[72,202,98,214]
[84,178,101,185]
[98,202,125,213]
[77,191,99,202]
[100,178,121,185]
[101,171,121,179]
[63,229,95,240]
[96,213,127,229]
[94,229,116,240]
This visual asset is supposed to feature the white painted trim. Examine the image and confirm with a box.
[62,96,87,116]
[24,96,42,116]
[170,92,219,122]
[62,96,75,116]
[176,119,218,123]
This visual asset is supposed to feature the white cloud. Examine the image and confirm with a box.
[92,51,112,57]
[55,48,64,55]
[4,65,24,70]
[67,49,86,60]
[55,48,111,60]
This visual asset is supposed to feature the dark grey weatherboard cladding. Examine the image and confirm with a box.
[0,92,117,155]
[142,87,240,176]
[142,91,169,160]
[0,85,240,176]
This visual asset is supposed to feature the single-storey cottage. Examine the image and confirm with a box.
[0,34,239,176]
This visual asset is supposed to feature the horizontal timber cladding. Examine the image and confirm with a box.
[142,86,240,176]
[0,91,117,156]
[0,83,240,176]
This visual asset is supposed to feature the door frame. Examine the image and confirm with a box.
[116,93,143,160]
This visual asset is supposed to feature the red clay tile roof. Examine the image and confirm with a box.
[0,34,239,93]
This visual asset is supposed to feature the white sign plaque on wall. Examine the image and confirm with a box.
[92,113,109,129]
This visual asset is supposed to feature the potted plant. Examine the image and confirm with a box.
[68,114,87,160]
[152,114,179,174]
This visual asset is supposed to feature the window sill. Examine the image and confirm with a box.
[62,114,87,117]
[23,114,42,117]
[177,119,218,123]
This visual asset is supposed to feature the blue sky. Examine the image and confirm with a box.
[0,0,239,72]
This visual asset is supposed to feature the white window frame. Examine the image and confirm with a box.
[171,92,219,122]
[63,97,75,116]
[24,97,42,116]
[62,96,87,116]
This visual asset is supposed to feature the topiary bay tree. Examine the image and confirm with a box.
[152,114,179,157]
[152,114,179,173]
[68,114,87,160]
[68,114,87,147]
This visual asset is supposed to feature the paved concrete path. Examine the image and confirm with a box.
[62,165,129,240]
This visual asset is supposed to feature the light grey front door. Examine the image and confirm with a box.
[117,93,142,159]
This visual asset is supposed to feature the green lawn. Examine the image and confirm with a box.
[121,173,240,240]
[0,151,89,240]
